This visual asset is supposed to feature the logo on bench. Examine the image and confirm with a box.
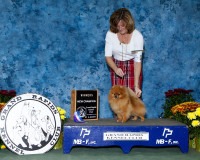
[73,128,96,145]
[156,128,178,145]
[162,128,173,138]
[80,128,91,138]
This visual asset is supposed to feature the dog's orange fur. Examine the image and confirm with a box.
[108,85,146,123]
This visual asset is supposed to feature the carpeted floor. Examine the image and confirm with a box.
[0,147,200,160]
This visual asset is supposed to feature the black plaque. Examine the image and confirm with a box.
[71,90,98,120]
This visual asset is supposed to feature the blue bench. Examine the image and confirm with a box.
[63,119,188,154]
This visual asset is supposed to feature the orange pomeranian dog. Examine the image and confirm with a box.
[108,85,146,123]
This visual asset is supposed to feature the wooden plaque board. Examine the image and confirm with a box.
[71,90,98,120]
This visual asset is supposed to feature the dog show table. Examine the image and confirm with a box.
[63,119,188,154]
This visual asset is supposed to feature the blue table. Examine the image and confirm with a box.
[63,119,188,154]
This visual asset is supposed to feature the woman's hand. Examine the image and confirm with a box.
[134,86,142,97]
[105,57,125,77]
[115,68,125,77]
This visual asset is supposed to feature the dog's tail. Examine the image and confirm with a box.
[127,87,146,115]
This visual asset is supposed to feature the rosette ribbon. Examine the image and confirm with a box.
[73,111,87,123]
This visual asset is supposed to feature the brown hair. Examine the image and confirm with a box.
[109,8,135,34]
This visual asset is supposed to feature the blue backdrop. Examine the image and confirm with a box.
[0,0,200,118]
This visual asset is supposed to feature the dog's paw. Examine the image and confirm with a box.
[140,117,144,122]
[132,116,138,121]
[121,119,127,123]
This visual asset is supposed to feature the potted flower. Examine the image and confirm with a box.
[171,102,200,125]
[53,107,67,149]
[161,88,194,118]
[170,102,200,150]
[0,90,16,103]
[0,103,6,150]
[187,108,200,152]
[0,90,16,150]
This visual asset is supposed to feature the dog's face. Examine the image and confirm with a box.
[109,85,127,101]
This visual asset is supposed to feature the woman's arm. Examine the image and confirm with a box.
[105,57,124,77]
[134,61,142,97]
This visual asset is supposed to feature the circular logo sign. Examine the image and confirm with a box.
[0,93,61,155]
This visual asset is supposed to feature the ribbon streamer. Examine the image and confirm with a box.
[131,50,145,54]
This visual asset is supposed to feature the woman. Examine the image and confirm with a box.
[105,8,144,97]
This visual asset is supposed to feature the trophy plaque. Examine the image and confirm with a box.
[71,90,98,120]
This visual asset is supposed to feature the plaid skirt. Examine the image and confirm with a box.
[111,58,142,91]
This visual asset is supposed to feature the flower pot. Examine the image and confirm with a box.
[53,132,63,149]
[195,136,200,152]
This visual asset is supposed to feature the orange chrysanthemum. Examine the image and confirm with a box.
[0,103,6,112]
[171,102,200,115]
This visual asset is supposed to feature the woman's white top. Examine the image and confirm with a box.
[105,29,144,62]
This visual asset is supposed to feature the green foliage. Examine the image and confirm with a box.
[0,90,16,149]
[0,90,16,103]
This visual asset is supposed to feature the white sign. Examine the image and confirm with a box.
[0,93,61,155]
[103,132,149,141]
